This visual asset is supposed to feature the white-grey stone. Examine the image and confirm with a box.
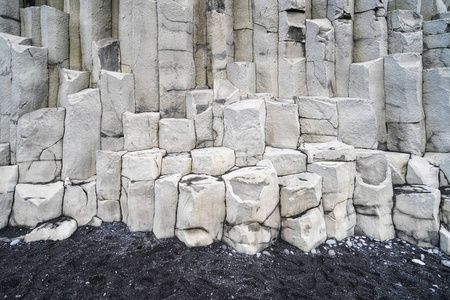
[282,206,327,252]
[41,5,69,65]
[299,141,356,163]
[0,0,20,35]
[388,0,421,12]
[336,98,378,149]
[385,152,410,185]
[440,225,450,255]
[407,156,440,189]
[24,217,78,243]
[297,96,338,141]
[254,24,278,96]
[122,149,165,182]
[279,172,322,217]
[18,160,62,184]
[0,143,10,166]
[308,161,356,212]
[265,98,300,149]
[64,0,82,70]
[79,0,112,72]
[387,10,423,32]
[97,200,121,223]
[57,68,90,108]
[325,199,356,241]
[99,70,135,141]
[305,19,336,97]
[191,147,235,176]
[161,152,192,176]
[10,182,64,227]
[176,174,226,247]
[423,153,450,187]
[423,48,450,70]
[388,30,423,54]
[87,216,103,227]
[223,100,266,166]
[20,7,42,46]
[384,53,424,123]
[159,119,196,154]
[63,180,96,226]
[327,0,354,21]
[123,112,160,151]
[349,58,387,148]
[333,19,353,97]
[186,89,214,148]
[263,147,307,176]
[119,0,159,112]
[353,8,387,62]
[92,38,120,86]
[120,177,155,232]
[96,150,125,201]
[0,165,18,229]
[423,68,450,152]
[393,185,441,247]
[421,0,447,20]
[387,121,426,156]
[62,89,101,180]
[227,62,256,98]
[153,173,181,239]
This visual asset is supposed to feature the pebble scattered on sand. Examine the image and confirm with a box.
[328,250,336,256]
[412,259,426,266]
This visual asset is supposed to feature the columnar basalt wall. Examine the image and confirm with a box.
[0,0,450,255]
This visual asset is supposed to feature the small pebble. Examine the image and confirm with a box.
[385,245,391,249]
[441,260,450,268]
[412,259,426,266]
[357,243,363,248]
[10,239,20,246]
[328,250,336,256]
[433,249,439,254]
[420,254,425,261]
[263,251,271,256]
[311,248,317,255]
[283,249,290,255]
[326,239,336,245]
[346,241,353,247]
[256,253,261,258]
[222,245,227,250]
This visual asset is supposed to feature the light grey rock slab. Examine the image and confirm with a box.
[122,149,165,182]
[63,180,96,226]
[123,112,160,152]
[263,147,307,176]
[191,147,235,176]
[153,173,181,239]
[159,119,196,154]
[24,217,77,243]
[265,98,300,150]
[161,152,192,176]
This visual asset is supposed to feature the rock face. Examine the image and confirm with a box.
[176,174,226,247]
[222,160,280,254]
[393,185,441,247]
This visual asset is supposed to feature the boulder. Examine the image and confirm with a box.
[281,207,327,252]
[159,119,196,154]
[123,112,160,151]
[24,217,78,243]
[385,151,410,185]
[62,89,101,180]
[161,153,192,176]
[10,182,64,227]
[299,141,356,163]
[265,98,300,149]
[191,147,235,176]
[279,172,322,218]
[63,180,96,226]
[393,185,441,247]
[223,100,266,166]
[406,156,440,188]
[154,174,181,239]
[122,149,165,182]
[263,147,307,176]
[176,175,226,247]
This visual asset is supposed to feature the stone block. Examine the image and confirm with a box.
[388,31,423,54]
[191,147,235,176]
[20,7,42,46]
[153,173,182,239]
[24,217,78,243]
[10,182,64,227]
[278,57,307,99]
[441,188,450,225]
[18,161,62,184]
[159,119,196,154]
[227,62,256,98]
[254,24,278,96]
[122,149,165,182]
[305,19,335,97]
[440,225,450,255]
[279,172,322,218]
[423,68,450,152]
[406,156,440,188]
[0,143,10,166]
[79,0,112,72]
[64,0,82,70]
[384,53,423,123]
[223,100,266,166]
[99,70,135,141]
[423,19,450,35]
[119,0,159,112]
[57,68,90,107]
[297,96,338,140]
[123,112,160,152]
[385,152,410,185]
[176,174,226,247]
[186,89,214,148]
[387,121,426,156]
[263,147,307,176]
[388,0,421,12]
[325,199,356,241]
[327,0,354,21]
[281,206,327,252]
[336,98,378,149]
[0,165,18,229]
[387,10,423,33]
[1,192,14,227]
[96,150,125,201]
[423,153,450,187]
[308,161,356,212]
[349,58,386,147]
[62,89,101,180]
[120,177,155,232]
[97,200,121,223]
[299,140,356,163]
[353,9,387,62]
[161,153,192,176]
[423,48,450,69]
[393,185,441,247]
[265,98,300,149]
[421,0,447,20]
[63,180,96,226]
[0,0,20,35]
[41,5,69,65]
[92,38,120,86]
[233,28,253,62]
[333,19,353,97]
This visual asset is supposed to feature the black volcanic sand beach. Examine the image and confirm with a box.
[1,222,449,299]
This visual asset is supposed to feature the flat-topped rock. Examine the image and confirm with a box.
[161,152,192,176]
[24,217,78,243]
[122,149,166,181]
[263,147,307,176]
[159,119,196,154]
[191,147,235,176]
[300,141,356,163]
